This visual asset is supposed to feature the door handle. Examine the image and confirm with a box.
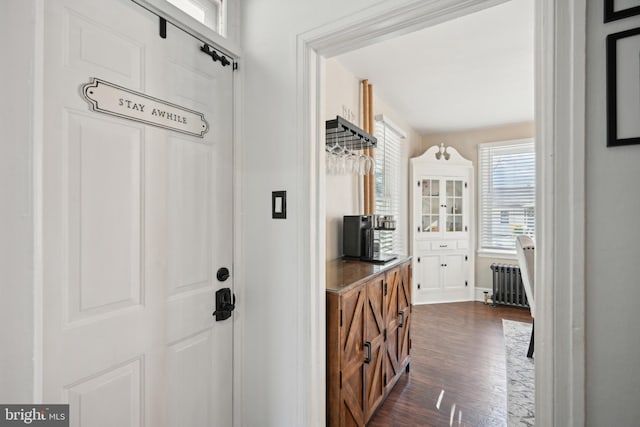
[212,288,236,321]
[364,342,372,364]
[399,310,405,328]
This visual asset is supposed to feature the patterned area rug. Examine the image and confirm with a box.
[503,319,535,427]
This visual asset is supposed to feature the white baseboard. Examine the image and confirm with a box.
[411,287,493,305]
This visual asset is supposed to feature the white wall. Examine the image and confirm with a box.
[585,4,640,425]
[324,59,361,260]
[324,59,423,260]
[0,0,36,402]
[422,122,534,293]
[239,2,381,425]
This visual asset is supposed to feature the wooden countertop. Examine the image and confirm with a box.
[326,256,411,294]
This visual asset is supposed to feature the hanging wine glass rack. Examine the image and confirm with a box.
[325,115,377,149]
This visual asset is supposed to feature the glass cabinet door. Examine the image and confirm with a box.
[421,179,440,232]
[420,177,466,235]
[445,180,464,232]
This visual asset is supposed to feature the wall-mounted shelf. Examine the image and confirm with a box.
[326,116,377,150]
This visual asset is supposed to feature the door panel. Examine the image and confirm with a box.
[364,276,385,421]
[66,358,143,427]
[385,328,399,392]
[43,1,234,425]
[443,254,466,289]
[419,255,441,290]
[365,341,385,422]
[66,112,144,321]
[384,268,400,393]
[163,24,234,425]
[43,2,160,418]
[398,263,411,368]
[167,331,214,427]
[168,138,211,294]
[66,10,144,88]
[340,287,366,426]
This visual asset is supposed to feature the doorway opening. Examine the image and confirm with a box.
[297,0,586,426]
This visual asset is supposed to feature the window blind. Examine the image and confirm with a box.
[478,139,535,253]
[374,119,406,254]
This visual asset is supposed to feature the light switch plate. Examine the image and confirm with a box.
[272,191,286,219]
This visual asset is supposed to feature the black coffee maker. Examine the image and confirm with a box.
[342,215,397,263]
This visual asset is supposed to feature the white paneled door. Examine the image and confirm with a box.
[42,0,234,426]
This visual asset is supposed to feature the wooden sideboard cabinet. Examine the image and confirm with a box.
[326,258,412,426]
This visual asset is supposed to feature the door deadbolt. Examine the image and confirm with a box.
[217,267,230,282]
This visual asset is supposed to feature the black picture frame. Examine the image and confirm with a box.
[605,0,640,23]
[606,26,640,147]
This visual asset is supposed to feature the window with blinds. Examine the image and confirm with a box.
[478,139,535,253]
[374,118,406,254]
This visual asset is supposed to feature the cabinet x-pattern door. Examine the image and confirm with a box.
[384,268,401,394]
[364,276,386,421]
[339,286,366,426]
[398,264,412,369]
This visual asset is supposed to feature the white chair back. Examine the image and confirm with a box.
[515,235,535,318]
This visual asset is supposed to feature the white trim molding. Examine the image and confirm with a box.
[298,0,586,426]
[295,33,325,427]
[477,249,517,259]
[535,0,586,426]
[231,37,245,427]
[33,0,46,402]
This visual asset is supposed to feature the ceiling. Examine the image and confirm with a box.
[334,0,534,135]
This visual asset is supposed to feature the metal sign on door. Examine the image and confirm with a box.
[81,77,210,137]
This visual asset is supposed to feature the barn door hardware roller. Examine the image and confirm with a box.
[201,43,231,67]
[159,17,167,39]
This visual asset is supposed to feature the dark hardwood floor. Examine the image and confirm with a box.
[368,301,532,427]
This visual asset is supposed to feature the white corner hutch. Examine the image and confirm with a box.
[410,144,474,304]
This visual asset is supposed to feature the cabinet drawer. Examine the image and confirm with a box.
[416,241,431,251]
[456,240,469,249]
[432,241,455,250]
